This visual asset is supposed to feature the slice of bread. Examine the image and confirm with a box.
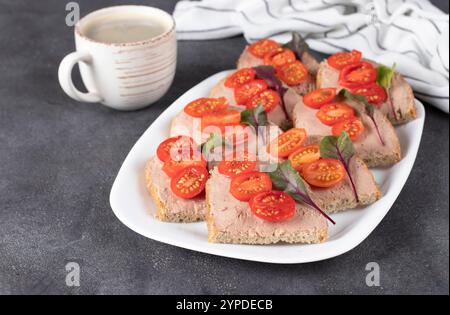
[293,96,402,167]
[145,156,206,223]
[205,168,328,245]
[317,60,416,125]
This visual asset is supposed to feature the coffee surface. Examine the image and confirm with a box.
[84,18,166,44]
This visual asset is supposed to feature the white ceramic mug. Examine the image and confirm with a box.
[58,5,177,111]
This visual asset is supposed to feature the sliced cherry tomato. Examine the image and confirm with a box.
[267,128,307,158]
[350,84,387,105]
[264,48,296,68]
[201,109,241,133]
[331,117,365,141]
[245,89,280,112]
[229,171,272,201]
[234,80,268,105]
[339,61,377,88]
[224,68,256,88]
[316,102,355,126]
[303,88,337,109]
[302,158,345,188]
[276,61,309,86]
[184,97,228,117]
[170,165,208,199]
[163,158,207,178]
[327,49,362,70]
[218,152,257,177]
[156,136,195,162]
[248,39,280,58]
[249,191,296,222]
[288,144,321,172]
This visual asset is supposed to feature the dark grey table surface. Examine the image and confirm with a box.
[0,0,448,295]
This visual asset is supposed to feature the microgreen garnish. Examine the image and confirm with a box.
[282,32,310,60]
[376,63,397,121]
[339,89,385,145]
[241,104,268,144]
[320,131,359,203]
[269,160,335,224]
[253,65,290,122]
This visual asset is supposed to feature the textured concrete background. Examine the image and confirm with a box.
[0,0,448,294]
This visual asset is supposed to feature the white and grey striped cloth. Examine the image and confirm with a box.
[173,0,449,113]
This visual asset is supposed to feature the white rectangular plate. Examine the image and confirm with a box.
[110,70,425,264]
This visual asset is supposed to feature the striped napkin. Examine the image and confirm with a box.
[173,0,449,113]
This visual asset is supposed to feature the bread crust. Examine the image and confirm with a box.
[145,158,206,223]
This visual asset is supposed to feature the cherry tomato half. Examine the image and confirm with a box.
[184,97,228,117]
[246,89,280,112]
[264,48,296,68]
[249,191,296,222]
[156,136,195,162]
[248,39,280,58]
[224,68,256,88]
[267,128,307,158]
[234,79,268,105]
[201,109,241,133]
[302,158,346,188]
[339,61,377,88]
[163,158,207,178]
[218,152,257,177]
[170,165,209,199]
[276,61,309,86]
[327,49,362,70]
[288,144,321,172]
[350,84,387,105]
[303,88,337,109]
[331,117,365,141]
[316,102,355,126]
[229,171,272,201]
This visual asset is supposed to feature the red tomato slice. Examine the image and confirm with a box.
[267,128,307,158]
[234,80,268,105]
[248,39,280,58]
[264,48,296,68]
[303,88,337,109]
[302,158,345,188]
[218,152,257,177]
[229,171,272,201]
[156,136,195,162]
[339,61,377,88]
[245,89,280,112]
[163,158,207,178]
[276,61,309,86]
[170,165,208,199]
[331,117,365,141]
[201,109,241,133]
[350,84,387,105]
[327,50,362,70]
[184,97,228,117]
[224,68,256,88]
[288,144,321,172]
[316,102,355,126]
[249,191,296,222]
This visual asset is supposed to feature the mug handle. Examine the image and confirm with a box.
[58,51,103,103]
